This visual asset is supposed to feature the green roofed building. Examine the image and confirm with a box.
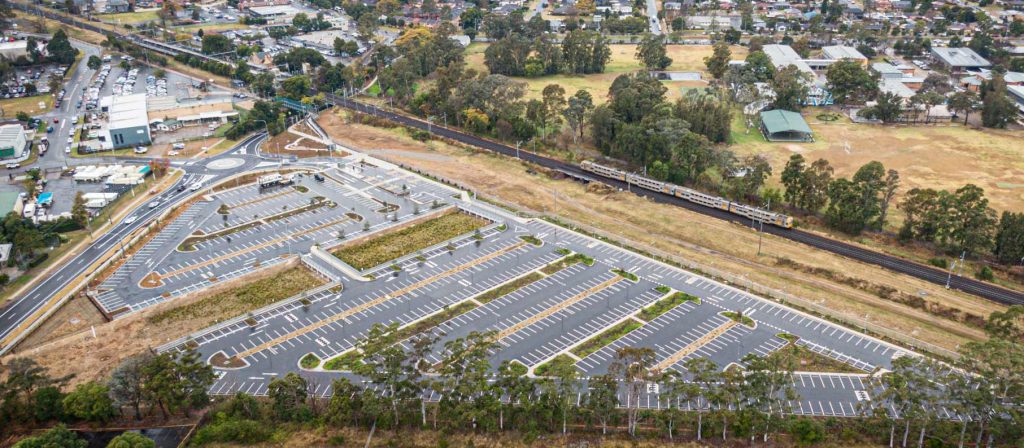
[759,110,813,142]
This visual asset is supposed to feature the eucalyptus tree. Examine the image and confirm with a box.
[354,323,437,430]
[608,347,658,437]
[494,360,531,431]
[584,374,619,435]
[436,331,498,431]
[682,357,719,441]
[741,353,799,443]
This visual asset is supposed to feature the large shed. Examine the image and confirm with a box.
[760,110,813,142]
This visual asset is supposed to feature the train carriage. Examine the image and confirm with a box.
[581,160,794,229]
[580,161,627,181]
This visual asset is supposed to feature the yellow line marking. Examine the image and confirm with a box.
[496,276,623,341]
[653,320,737,371]
[232,241,528,360]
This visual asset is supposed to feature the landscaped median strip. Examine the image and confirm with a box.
[229,241,529,362]
[570,318,644,359]
[638,291,701,322]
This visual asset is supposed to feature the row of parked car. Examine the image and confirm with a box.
[83,64,113,111]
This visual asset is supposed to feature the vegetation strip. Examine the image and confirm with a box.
[612,268,639,282]
[723,311,756,328]
[533,354,577,376]
[147,266,323,326]
[300,353,321,369]
[570,319,643,359]
[638,292,701,322]
[540,252,595,275]
[476,272,545,304]
[333,212,489,270]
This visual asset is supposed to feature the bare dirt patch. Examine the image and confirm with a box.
[15,295,107,351]
[317,108,1003,353]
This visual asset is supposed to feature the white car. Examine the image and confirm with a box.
[147,200,160,209]
[134,146,148,154]
[123,215,138,225]
[65,147,71,154]
[189,182,204,191]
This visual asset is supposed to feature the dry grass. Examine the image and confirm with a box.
[333,211,489,270]
[0,95,53,118]
[1,261,315,386]
[462,43,746,104]
[731,109,1024,223]
[318,110,1004,353]
[15,294,107,351]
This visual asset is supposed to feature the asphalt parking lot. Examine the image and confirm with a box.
[90,154,913,415]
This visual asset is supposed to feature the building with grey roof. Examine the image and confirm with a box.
[822,46,868,65]
[105,94,151,149]
[930,47,991,73]
[0,124,28,160]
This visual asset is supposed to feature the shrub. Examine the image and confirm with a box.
[28,253,49,268]
[927,257,948,269]
[191,417,272,446]
[976,265,994,281]
[0,273,9,287]
[791,418,827,446]
[105,431,155,448]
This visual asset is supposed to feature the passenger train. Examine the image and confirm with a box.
[579,161,795,229]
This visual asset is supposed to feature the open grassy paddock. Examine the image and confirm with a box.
[333,211,490,270]
[96,10,161,25]
[731,110,1024,221]
[463,43,746,105]
[0,95,53,118]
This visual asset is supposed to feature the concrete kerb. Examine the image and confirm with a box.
[0,170,186,354]
[155,280,340,355]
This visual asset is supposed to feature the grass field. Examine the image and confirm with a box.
[0,95,53,118]
[333,211,489,270]
[174,22,249,32]
[463,43,745,105]
[731,109,1024,220]
[97,10,161,25]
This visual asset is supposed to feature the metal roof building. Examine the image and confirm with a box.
[0,124,28,160]
[760,110,813,142]
[763,44,814,75]
[930,47,991,72]
[106,94,151,149]
[822,45,868,64]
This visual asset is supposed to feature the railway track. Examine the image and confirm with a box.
[324,93,1024,307]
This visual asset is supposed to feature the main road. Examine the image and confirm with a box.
[324,94,1024,307]
[0,134,267,354]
